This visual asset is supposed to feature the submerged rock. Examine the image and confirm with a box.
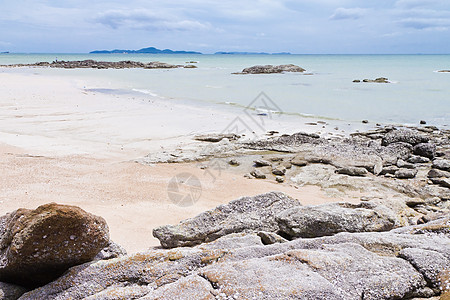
[0,203,109,288]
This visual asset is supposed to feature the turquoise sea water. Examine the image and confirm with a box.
[1,53,449,127]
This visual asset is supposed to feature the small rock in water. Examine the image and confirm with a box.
[254,159,271,167]
[353,79,361,83]
[362,120,369,124]
[228,159,240,166]
[420,120,427,124]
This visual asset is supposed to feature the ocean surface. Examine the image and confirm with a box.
[1,53,449,127]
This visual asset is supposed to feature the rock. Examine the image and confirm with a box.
[152,192,301,248]
[428,169,450,178]
[0,282,27,300]
[362,119,369,124]
[183,64,197,68]
[257,231,288,245]
[336,166,368,176]
[290,156,308,166]
[420,120,427,124]
[381,129,429,146]
[433,159,450,171]
[413,143,436,159]
[430,178,450,188]
[253,159,271,167]
[272,165,286,176]
[380,165,400,175]
[397,159,415,169]
[93,241,127,261]
[398,248,450,290]
[275,176,284,183]
[438,70,450,72]
[228,158,239,166]
[245,132,323,152]
[359,77,390,83]
[408,155,431,164]
[236,64,305,74]
[353,79,361,83]
[0,203,109,288]
[194,133,240,142]
[395,168,418,179]
[250,169,266,179]
[276,202,396,239]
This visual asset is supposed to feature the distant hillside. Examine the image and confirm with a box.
[90,47,202,54]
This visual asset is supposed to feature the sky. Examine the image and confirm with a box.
[1,0,450,54]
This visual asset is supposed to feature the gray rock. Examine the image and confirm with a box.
[381,129,429,146]
[0,203,109,288]
[408,155,431,164]
[253,159,271,167]
[93,241,127,261]
[228,158,239,166]
[433,159,450,171]
[397,159,415,169]
[398,248,450,289]
[236,64,306,74]
[152,192,301,248]
[194,133,240,142]
[395,168,418,179]
[257,231,288,245]
[430,178,450,188]
[0,282,27,300]
[428,169,450,178]
[380,165,399,175]
[276,202,396,239]
[413,143,436,159]
[272,165,286,175]
[336,166,368,176]
[275,176,285,183]
[290,156,308,166]
[250,169,266,179]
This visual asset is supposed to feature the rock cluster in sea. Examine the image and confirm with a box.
[233,64,306,74]
[0,60,197,69]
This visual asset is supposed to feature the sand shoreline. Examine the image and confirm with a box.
[0,70,364,253]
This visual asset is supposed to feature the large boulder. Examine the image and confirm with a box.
[153,192,301,248]
[0,203,109,288]
[413,143,436,159]
[381,129,429,146]
[276,202,396,239]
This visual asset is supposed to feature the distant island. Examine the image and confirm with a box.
[214,51,291,55]
[90,47,202,54]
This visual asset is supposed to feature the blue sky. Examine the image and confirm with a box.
[1,0,450,53]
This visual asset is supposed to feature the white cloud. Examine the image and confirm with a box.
[94,9,210,31]
[329,8,367,20]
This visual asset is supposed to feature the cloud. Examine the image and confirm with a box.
[398,17,450,30]
[329,8,367,20]
[94,9,210,31]
[395,0,440,9]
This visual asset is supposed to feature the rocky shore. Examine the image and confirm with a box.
[233,64,306,74]
[0,60,197,69]
[1,125,449,299]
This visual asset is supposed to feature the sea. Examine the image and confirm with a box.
[1,53,449,127]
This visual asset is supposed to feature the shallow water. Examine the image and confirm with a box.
[1,53,449,127]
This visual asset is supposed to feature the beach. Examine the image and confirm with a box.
[0,70,362,253]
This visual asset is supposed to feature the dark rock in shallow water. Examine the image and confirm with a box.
[250,168,266,179]
[235,64,305,74]
[276,202,396,239]
[381,128,429,146]
[0,203,109,288]
[413,142,436,159]
[152,192,301,248]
